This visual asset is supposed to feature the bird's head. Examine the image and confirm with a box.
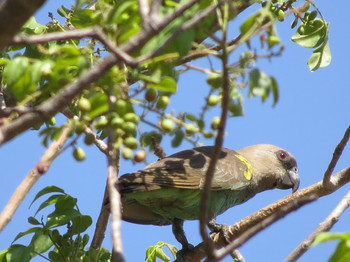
[237,144,300,193]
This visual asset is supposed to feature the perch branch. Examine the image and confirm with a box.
[178,166,350,262]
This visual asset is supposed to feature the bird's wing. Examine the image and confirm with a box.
[118,146,253,193]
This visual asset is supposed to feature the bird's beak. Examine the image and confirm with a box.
[278,169,300,193]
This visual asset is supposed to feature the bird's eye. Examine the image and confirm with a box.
[278,151,288,160]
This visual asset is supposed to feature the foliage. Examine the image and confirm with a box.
[0,186,111,262]
[312,232,350,262]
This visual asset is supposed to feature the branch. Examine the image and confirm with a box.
[90,182,110,250]
[0,0,46,50]
[0,53,118,146]
[0,125,70,232]
[199,4,230,259]
[284,190,350,262]
[12,27,138,67]
[178,166,350,262]
[323,125,350,187]
[107,135,124,261]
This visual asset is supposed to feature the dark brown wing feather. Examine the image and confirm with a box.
[118,146,252,194]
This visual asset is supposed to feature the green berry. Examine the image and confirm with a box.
[122,121,136,134]
[207,95,220,106]
[48,117,56,126]
[203,131,214,138]
[276,9,285,21]
[84,133,94,146]
[114,99,128,115]
[123,112,140,123]
[124,137,139,149]
[94,116,108,129]
[78,97,91,113]
[267,35,280,47]
[134,150,146,162]
[161,119,174,133]
[211,116,221,130]
[185,123,197,135]
[156,96,170,110]
[111,117,124,128]
[145,88,157,102]
[206,74,223,89]
[122,148,133,160]
[75,122,86,134]
[73,147,86,161]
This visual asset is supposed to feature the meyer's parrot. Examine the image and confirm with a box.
[117,144,299,248]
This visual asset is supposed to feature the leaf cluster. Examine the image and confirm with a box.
[0,186,111,262]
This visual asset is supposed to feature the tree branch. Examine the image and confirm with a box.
[199,4,230,260]
[284,190,350,262]
[323,125,350,187]
[91,181,111,250]
[178,166,350,262]
[0,125,70,232]
[107,127,125,262]
[0,53,118,146]
[0,0,46,50]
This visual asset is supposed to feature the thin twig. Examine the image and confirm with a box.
[284,191,350,262]
[151,136,166,159]
[230,249,246,262]
[198,3,230,260]
[90,182,110,250]
[323,125,350,188]
[0,125,71,232]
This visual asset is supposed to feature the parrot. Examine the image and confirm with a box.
[117,144,299,248]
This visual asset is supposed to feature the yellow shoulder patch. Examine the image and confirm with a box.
[235,154,253,181]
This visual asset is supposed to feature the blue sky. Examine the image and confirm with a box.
[1,1,350,261]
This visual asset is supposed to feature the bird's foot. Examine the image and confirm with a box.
[208,219,230,245]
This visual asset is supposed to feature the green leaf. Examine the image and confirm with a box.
[146,242,177,262]
[46,209,81,228]
[329,240,350,262]
[6,245,33,262]
[87,92,109,119]
[308,42,331,71]
[34,194,65,216]
[249,69,278,105]
[148,77,177,93]
[312,232,350,247]
[240,14,259,36]
[171,129,184,147]
[28,216,41,225]
[71,9,97,28]
[30,229,53,254]
[69,215,92,235]
[291,19,327,48]
[0,250,7,261]
[270,76,279,106]
[30,186,65,207]
[22,17,46,34]
[2,57,36,102]
[13,227,41,243]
